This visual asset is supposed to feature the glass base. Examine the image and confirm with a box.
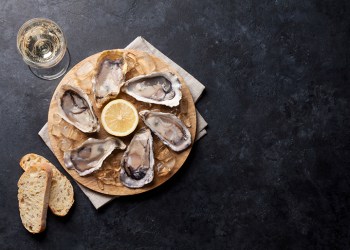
[29,48,71,80]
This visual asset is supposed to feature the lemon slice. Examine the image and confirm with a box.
[101,99,139,137]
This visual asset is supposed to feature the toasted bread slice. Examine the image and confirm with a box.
[18,164,52,233]
[20,153,74,216]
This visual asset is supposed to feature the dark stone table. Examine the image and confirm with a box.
[1,0,349,249]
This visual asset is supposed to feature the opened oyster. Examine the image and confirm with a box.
[140,110,191,152]
[123,72,182,107]
[64,137,126,176]
[92,50,127,108]
[120,128,154,188]
[57,85,99,133]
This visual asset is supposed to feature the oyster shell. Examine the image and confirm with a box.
[139,110,191,152]
[92,50,127,108]
[57,85,99,133]
[123,72,182,107]
[64,137,126,176]
[120,128,154,188]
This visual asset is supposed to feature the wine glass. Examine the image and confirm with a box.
[17,18,70,80]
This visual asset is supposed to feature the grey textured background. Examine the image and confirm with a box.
[1,0,350,249]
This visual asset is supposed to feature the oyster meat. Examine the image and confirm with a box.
[140,110,191,152]
[64,137,126,176]
[123,72,182,107]
[57,85,99,133]
[92,50,127,108]
[120,128,154,188]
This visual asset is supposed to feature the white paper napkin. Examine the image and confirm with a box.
[39,36,207,209]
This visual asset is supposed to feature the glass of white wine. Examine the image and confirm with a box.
[17,18,70,80]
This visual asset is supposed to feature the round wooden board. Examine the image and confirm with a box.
[48,49,196,196]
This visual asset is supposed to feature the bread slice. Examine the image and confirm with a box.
[20,153,74,216]
[18,164,52,233]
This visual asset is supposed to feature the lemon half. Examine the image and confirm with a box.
[101,99,139,137]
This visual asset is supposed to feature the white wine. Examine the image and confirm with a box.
[17,18,70,80]
[17,18,66,68]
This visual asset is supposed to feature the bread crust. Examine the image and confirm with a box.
[20,153,50,171]
[19,153,74,216]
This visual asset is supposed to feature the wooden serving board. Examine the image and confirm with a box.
[48,49,196,196]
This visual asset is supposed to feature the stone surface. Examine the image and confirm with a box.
[0,0,350,249]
